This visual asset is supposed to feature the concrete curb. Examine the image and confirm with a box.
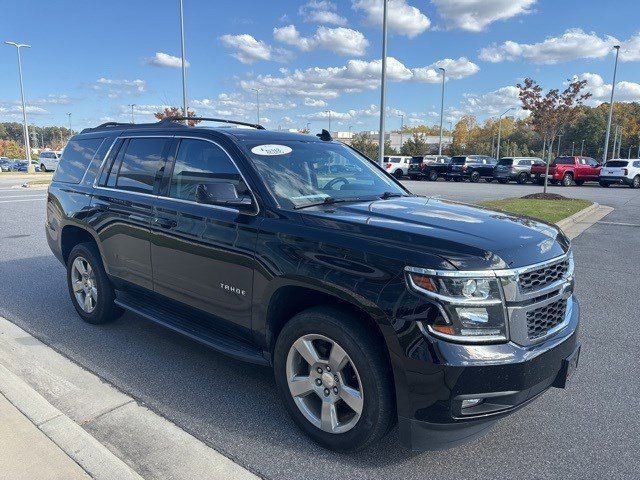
[0,364,143,480]
[556,202,614,239]
[0,317,259,480]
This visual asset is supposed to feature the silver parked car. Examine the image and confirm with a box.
[493,157,544,184]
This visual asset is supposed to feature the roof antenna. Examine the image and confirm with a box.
[317,129,333,141]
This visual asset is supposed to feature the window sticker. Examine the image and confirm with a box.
[251,144,293,156]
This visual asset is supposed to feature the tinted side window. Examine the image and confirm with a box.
[169,139,247,202]
[53,138,104,184]
[115,138,168,193]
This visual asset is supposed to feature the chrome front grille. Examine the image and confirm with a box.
[525,298,568,340]
[518,258,569,292]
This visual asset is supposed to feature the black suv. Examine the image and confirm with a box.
[447,155,497,182]
[407,155,451,181]
[46,118,580,452]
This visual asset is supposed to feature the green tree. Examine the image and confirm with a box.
[400,133,429,156]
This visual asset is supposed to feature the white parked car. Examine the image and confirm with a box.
[383,156,412,179]
[599,159,640,188]
[39,150,62,172]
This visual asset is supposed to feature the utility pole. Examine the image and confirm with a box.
[179,0,188,122]
[438,67,445,156]
[580,139,585,156]
[251,88,260,125]
[5,41,33,171]
[603,45,620,163]
[557,134,562,156]
[571,141,575,156]
[325,110,331,132]
[628,146,632,159]
[496,107,514,160]
[129,104,136,123]
[305,122,311,132]
[67,113,72,140]
[398,113,404,151]
[376,0,388,165]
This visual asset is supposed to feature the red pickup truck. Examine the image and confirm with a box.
[531,156,602,186]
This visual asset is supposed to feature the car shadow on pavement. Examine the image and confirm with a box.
[0,255,454,471]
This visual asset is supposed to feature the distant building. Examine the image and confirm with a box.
[332,131,452,153]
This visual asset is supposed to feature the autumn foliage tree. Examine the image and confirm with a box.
[517,78,591,192]
[154,107,202,126]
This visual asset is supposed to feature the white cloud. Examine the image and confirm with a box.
[241,56,478,99]
[93,78,146,98]
[432,0,536,32]
[573,73,640,104]
[304,98,328,107]
[352,0,430,38]
[274,25,369,56]
[190,93,297,120]
[620,33,640,61]
[0,102,49,117]
[33,94,73,105]
[479,29,619,64]
[146,52,189,68]
[220,34,292,64]
[299,1,347,26]
[455,86,525,118]
[413,57,480,82]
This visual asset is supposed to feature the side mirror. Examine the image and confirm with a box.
[195,182,254,213]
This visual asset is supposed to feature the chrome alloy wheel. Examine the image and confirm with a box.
[286,334,364,434]
[71,256,98,313]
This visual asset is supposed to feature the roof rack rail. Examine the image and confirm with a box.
[158,116,265,130]
[95,122,134,129]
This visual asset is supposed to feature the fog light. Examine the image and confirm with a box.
[461,398,483,409]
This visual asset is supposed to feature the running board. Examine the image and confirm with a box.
[115,290,269,366]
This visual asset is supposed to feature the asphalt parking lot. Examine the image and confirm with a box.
[1,177,638,480]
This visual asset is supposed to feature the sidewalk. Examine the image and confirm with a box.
[0,393,89,480]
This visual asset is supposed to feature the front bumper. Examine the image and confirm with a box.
[396,297,580,450]
[493,171,516,180]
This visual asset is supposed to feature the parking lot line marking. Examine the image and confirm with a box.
[0,198,46,204]
[0,194,46,199]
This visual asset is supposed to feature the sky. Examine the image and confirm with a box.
[1,0,639,132]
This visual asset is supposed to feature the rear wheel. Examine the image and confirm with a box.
[40,163,47,172]
[427,170,438,182]
[599,181,610,188]
[393,169,403,179]
[562,173,574,187]
[469,171,481,183]
[632,176,640,188]
[516,172,529,184]
[498,178,509,184]
[485,177,493,183]
[66,243,122,324]
[274,307,395,452]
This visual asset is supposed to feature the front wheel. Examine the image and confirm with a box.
[40,163,47,172]
[599,181,610,188]
[66,243,123,324]
[274,307,395,452]
[469,171,480,183]
[393,169,403,179]
[516,172,529,184]
[632,176,640,188]
[427,170,438,182]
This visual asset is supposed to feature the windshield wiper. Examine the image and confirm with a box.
[295,196,367,210]
[379,191,404,199]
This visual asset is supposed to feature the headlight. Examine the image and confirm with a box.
[405,268,508,343]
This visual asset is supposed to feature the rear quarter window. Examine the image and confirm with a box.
[53,138,104,184]
[606,161,628,167]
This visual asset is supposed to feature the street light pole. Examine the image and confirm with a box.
[305,122,311,132]
[377,0,389,165]
[5,41,33,171]
[557,134,562,156]
[251,88,260,125]
[438,67,445,156]
[129,104,136,123]
[67,113,72,140]
[179,0,188,122]
[580,139,585,156]
[603,45,620,163]
[325,110,331,132]
[398,113,404,151]
[572,141,575,156]
[495,107,514,160]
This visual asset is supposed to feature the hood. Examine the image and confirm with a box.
[300,196,570,271]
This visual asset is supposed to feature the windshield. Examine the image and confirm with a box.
[245,140,406,209]
[606,160,628,167]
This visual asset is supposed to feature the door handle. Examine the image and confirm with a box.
[153,217,178,229]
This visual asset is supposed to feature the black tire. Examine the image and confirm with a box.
[562,173,573,187]
[632,176,640,188]
[273,306,395,453]
[393,169,403,179]
[516,172,529,185]
[599,181,610,188]
[409,175,418,181]
[485,177,493,183]
[574,180,585,186]
[66,242,123,324]
[498,178,509,184]
[469,171,480,183]
[444,177,451,182]
[40,163,47,172]
[535,177,545,185]
[453,177,462,182]
[427,170,438,182]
